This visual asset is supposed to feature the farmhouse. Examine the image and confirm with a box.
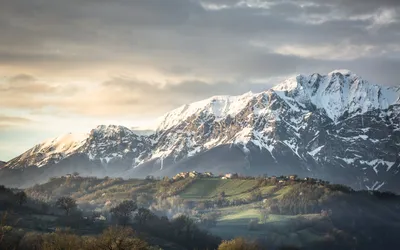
[221,173,238,179]
[204,172,213,177]
[173,172,190,180]
[173,171,214,180]
[189,171,200,178]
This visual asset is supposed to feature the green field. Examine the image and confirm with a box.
[211,205,325,245]
[178,178,259,200]
[178,178,294,202]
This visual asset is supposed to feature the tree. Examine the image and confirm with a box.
[134,208,155,226]
[41,228,83,250]
[110,200,137,225]
[15,191,27,206]
[171,215,196,237]
[56,196,77,216]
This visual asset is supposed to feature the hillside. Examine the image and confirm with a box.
[2,70,400,193]
[178,179,259,200]
[14,174,399,249]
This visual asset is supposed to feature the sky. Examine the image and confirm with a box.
[0,0,400,161]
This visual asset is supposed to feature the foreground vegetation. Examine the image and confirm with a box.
[1,173,400,249]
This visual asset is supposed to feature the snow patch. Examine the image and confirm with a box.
[366,181,385,191]
[308,145,324,157]
[155,92,256,131]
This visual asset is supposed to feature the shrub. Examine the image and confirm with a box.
[89,226,148,250]
[218,237,260,250]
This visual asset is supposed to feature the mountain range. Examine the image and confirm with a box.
[1,70,399,191]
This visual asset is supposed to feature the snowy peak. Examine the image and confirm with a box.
[39,133,88,154]
[155,70,399,132]
[5,125,149,169]
[90,125,139,139]
[272,70,400,121]
[155,70,399,133]
[5,133,88,169]
[85,125,150,163]
[155,91,256,131]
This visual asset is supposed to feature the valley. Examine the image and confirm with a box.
[1,173,400,249]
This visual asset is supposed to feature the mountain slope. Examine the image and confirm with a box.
[2,70,400,191]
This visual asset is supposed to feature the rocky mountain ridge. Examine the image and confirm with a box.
[2,70,400,191]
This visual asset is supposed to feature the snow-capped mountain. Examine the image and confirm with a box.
[5,133,88,169]
[1,70,400,191]
[5,125,151,172]
[273,69,399,121]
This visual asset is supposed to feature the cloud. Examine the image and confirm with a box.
[0,72,275,118]
[0,0,399,118]
[1,0,399,161]
[367,8,398,30]
[1,74,57,93]
[311,0,400,15]
[0,0,398,84]
[0,74,78,110]
[61,77,277,117]
[0,115,32,129]
[0,115,31,124]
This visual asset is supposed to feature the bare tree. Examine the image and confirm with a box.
[56,196,77,216]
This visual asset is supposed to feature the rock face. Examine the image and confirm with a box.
[0,161,6,168]
[2,70,400,191]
